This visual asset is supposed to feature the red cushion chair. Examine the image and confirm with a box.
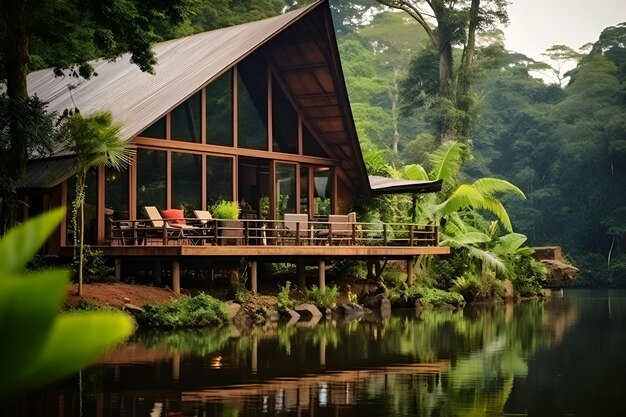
[161,208,186,225]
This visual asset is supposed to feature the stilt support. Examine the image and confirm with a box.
[154,259,162,285]
[172,260,180,294]
[407,257,415,285]
[297,261,306,289]
[318,259,326,291]
[250,261,258,294]
[114,258,122,282]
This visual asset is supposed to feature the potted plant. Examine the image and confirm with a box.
[211,200,242,245]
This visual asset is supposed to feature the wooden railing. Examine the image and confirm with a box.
[108,218,439,247]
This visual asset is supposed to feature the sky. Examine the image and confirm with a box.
[503,0,626,60]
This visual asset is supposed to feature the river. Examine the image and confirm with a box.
[4,288,626,416]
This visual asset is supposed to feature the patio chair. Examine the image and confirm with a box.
[143,206,199,244]
[317,212,357,245]
[282,213,312,245]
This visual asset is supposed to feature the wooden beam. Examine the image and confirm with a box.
[407,257,414,285]
[250,261,258,294]
[297,261,306,288]
[114,258,122,282]
[318,259,325,291]
[172,260,180,294]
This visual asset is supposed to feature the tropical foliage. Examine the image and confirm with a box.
[0,208,133,397]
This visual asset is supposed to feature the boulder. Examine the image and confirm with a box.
[286,309,301,321]
[295,303,322,318]
[363,293,391,317]
[226,302,241,321]
[123,303,145,318]
[532,246,579,286]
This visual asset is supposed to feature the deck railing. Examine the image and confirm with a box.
[109,218,439,247]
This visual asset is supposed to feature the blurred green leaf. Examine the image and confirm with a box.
[24,312,134,388]
[0,208,65,274]
[0,270,69,393]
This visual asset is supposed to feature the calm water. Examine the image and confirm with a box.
[4,288,626,417]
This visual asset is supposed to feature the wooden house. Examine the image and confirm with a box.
[21,0,448,292]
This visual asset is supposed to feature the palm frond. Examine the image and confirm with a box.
[467,246,507,274]
[441,231,492,247]
[480,196,513,232]
[435,184,484,216]
[472,178,526,199]
[494,233,528,256]
[403,164,430,181]
[430,142,466,181]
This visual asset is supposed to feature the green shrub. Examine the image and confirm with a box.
[506,254,546,297]
[277,281,297,313]
[211,200,241,219]
[71,245,114,282]
[306,284,339,309]
[451,272,483,301]
[63,299,118,313]
[139,293,228,328]
[420,287,465,307]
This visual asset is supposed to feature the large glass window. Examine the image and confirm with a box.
[139,116,166,139]
[171,152,202,214]
[238,158,269,219]
[275,163,296,219]
[206,156,233,208]
[171,91,201,142]
[300,167,309,215]
[105,166,129,221]
[313,167,332,217]
[238,57,268,150]
[66,168,98,245]
[137,149,166,216]
[207,70,233,146]
[272,76,298,154]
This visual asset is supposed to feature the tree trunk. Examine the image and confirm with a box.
[390,68,401,154]
[455,0,480,138]
[1,0,33,234]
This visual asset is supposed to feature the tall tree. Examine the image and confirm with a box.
[0,0,192,233]
[375,0,508,140]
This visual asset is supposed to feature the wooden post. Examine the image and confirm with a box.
[172,260,180,294]
[154,259,162,285]
[114,258,122,282]
[250,261,258,294]
[297,261,306,288]
[407,257,414,285]
[318,259,325,291]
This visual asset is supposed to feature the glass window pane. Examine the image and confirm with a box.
[139,116,166,139]
[238,157,269,219]
[207,70,233,146]
[137,149,166,216]
[276,163,296,219]
[105,167,129,221]
[206,156,233,208]
[300,167,309,215]
[172,91,201,142]
[238,58,267,150]
[303,125,328,157]
[66,168,98,245]
[172,152,202,214]
[314,167,332,217]
[272,76,298,154]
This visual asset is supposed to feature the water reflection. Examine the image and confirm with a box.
[8,290,615,417]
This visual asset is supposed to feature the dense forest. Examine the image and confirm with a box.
[1,0,624,288]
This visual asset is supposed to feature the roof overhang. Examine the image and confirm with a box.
[19,156,77,189]
[369,176,442,194]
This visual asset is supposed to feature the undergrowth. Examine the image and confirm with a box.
[139,293,228,328]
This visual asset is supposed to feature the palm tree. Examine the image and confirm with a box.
[404,142,527,275]
[61,112,134,296]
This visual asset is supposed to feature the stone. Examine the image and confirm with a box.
[266,310,280,322]
[226,302,241,321]
[123,297,131,303]
[532,246,579,286]
[123,303,145,316]
[501,279,517,300]
[286,309,301,321]
[295,303,322,318]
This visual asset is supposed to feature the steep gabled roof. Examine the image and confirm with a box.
[27,2,321,141]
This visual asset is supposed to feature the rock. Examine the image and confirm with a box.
[363,293,391,317]
[226,303,241,321]
[325,308,332,316]
[266,310,280,322]
[532,246,579,286]
[501,279,517,300]
[286,309,301,321]
[123,303,145,316]
[295,303,322,318]
[123,297,131,303]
